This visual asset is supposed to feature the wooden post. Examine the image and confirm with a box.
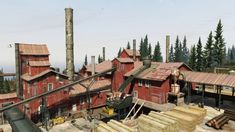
[219,86,222,111]
[202,84,205,107]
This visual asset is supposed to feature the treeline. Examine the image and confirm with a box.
[118,35,163,62]
[117,19,235,72]
[0,69,16,94]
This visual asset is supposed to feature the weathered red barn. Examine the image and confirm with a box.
[0,93,18,107]
[120,49,141,61]
[112,60,192,104]
[111,58,135,92]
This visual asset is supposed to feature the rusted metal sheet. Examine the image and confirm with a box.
[182,71,235,87]
[19,44,49,55]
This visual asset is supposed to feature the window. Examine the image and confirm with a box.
[27,84,30,94]
[145,80,150,88]
[133,91,138,98]
[48,83,53,91]
[138,80,142,87]
[80,97,84,104]
[33,86,37,96]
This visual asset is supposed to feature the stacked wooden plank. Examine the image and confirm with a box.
[96,120,137,132]
[224,108,235,121]
[173,106,205,124]
[206,113,229,129]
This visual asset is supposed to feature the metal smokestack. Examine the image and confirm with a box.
[133,39,136,61]
[65,8,74,81]
[166,35,170,63]
[91,56,95,75]
[102,47,105,61]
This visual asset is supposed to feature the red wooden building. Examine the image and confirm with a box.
[111,59,192,104]
[0,93,18,107]
[120,49,141,61]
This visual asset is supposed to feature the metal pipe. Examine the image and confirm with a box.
[124,99,139,121]
[102,47,105,61]
[0,67,116,112]
[91,56,95,75]
[65,8,74,81]
[131,101,145,120]
[166,35,170,63]
[133,39,136,61]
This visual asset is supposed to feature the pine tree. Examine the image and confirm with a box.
[189,45,197,70]
[84,54,88,65]
[139,38,144,59]
[0,69,4,94]
[143,35,149,58]
[117,47,122,57]
[196,37,203,71]
[98,55,103,63]
[230,51,234,62]
[169,44,174,62]
[182,36,189,64]
[153,41,163,62]
[213,19,226,66]
[148,43,152,58]
[204,31,214,68]
[4,79,10,93]
[126,41,131,49]
[174,36,181,62]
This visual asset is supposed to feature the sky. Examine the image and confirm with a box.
[1,0,235,72]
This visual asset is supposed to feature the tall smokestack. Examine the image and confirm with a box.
[15,43,22,98]
[166,35,170,63]
[102,47,105,61]
[65,8,74,81]
[91,56,95,75]
[133,39,136,61]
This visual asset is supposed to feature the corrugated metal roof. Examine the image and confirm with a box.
[86,60,112,73]
[115,58,134,63]
[28,60,50,66]
[181,71,235,88]
[70,79,111,95]
[125,62,185,81]
[21,69,68,82]
[19,44,49,55]
[0,92,17,100]
[124,49,141,57]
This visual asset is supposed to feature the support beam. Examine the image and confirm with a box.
[0,67,116,112]
[202,84,205,107]
[219,86,222,111]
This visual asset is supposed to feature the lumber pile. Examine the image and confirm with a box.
[224,108,235,121]
[96,120,137,132]
[206,113,229,129]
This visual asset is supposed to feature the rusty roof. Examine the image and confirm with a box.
[181,71,235,88]
[125,62,186,81]
[18,44,49,55]
[21,69,68,82]
[69,79,111,95]
[114,58,134,63]
[28,60,50,66]
[86,60,112,73]
[0,92,17,100]
[124,49,141,57]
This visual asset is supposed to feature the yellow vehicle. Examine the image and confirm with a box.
[52,116,65,125]
[103,106,114,115]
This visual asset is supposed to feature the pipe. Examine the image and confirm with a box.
[166,35,170,63]
[131,101,145,120]
[102,47,105,61]
[0,67,116,112]
[133,39,136,61]
[65,8,74,81]
[124,99,139,121]
[91,56,95,75]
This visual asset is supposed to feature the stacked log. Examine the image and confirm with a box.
[206,113,229,129]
